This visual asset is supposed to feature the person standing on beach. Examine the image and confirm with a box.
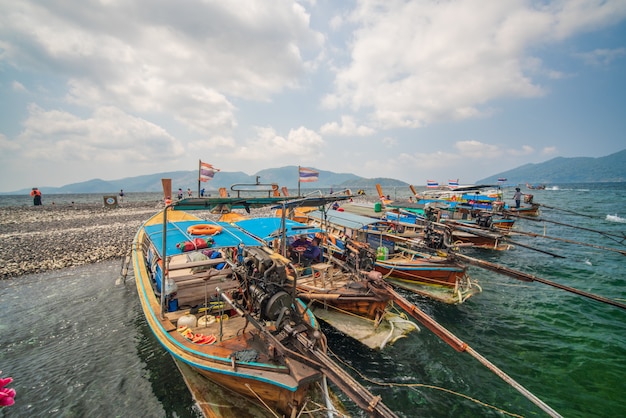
[177,188,183,200]
[513,188,523,209]
[119,189,124,202]
[30,188,42,206]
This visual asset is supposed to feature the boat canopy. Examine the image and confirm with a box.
[144,220,264,258]
[234,217,322,242]
[307,210,382,231]
[171,197,296,211]
[271,195,352,210]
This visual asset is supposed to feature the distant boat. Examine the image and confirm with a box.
[526,182,546,190]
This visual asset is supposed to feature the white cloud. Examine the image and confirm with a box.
[455,140,503,159]
[324,0,626,129]
[541,146,558,155]
[14,104,184,163]
[574,48,626,67]
[11,81,27,92]
[232,126,325,162]
[0,0,324,134]
[319,115,375,136]
[507,145,535,156]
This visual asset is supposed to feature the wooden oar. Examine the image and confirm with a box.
[510,230,626,256]
[502,238,565,258]
[452,253,626,311]
[380,281,563,418]
[503,211,626,243]
[538,203,594,219]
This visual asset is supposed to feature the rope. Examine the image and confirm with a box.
[245,383,281,418]
[326,348,524,418]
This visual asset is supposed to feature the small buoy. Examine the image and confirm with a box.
[197,315,216,327]
[177,314,197,328]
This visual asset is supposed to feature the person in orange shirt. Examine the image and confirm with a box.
[30,188,42,206]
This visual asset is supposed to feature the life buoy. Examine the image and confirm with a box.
[187,224,223,235]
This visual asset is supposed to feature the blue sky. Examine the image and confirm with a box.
[1,0,625,192]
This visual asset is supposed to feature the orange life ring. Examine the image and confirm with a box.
[187,224,223,235]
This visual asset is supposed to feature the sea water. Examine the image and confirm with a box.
[1,183,625,417]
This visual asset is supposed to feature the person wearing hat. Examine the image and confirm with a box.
[513,187,523,209]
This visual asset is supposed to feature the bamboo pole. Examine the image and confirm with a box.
[453,253,626,311]
[383,283,563,418]
[509,230,626,256]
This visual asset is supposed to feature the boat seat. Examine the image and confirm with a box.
[311,263,333,288]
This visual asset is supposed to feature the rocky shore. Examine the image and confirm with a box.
[0,202,166,279]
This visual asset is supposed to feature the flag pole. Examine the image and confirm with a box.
[197,159,201,197]
[298,166,301,197]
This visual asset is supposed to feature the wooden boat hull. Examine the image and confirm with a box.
[375,259,465,286]
[132,209,324,416]
[295,271,391,321]
[374,256,480,304]
[507,204,540,217]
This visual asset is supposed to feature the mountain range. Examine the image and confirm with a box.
[4,150,624,195]
[476,149,626,184]
[5,166,407,195]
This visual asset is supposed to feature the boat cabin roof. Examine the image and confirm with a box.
[307,210,381,231]
[234,217,322,242]
[144,220,264,258]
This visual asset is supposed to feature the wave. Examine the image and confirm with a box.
[606,214,626,223]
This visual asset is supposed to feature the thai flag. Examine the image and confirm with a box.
[426,180,439,189]
[299,167,319,182]
[199,161,219,182]
[448,179,459,189]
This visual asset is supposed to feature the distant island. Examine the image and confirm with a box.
[476,149,626,184]
[3,150,624,195]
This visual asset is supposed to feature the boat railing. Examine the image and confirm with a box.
[230,179,281,198]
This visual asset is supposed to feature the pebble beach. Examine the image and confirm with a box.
[0,202,163,279]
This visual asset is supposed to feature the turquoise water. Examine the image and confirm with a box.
[1,183,625,417]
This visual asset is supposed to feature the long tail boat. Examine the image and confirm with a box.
[232,215,418,349]
[300,209,482,304]
[132,198,399,417]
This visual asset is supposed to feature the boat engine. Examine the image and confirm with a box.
[240,247,295,322]
[424,223,445,249]
[248,284,293,321]
[344,239,376,271]
[476,213,493,228]
[242,247,288,287]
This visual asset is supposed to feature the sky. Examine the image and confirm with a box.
[1,0,626,193]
